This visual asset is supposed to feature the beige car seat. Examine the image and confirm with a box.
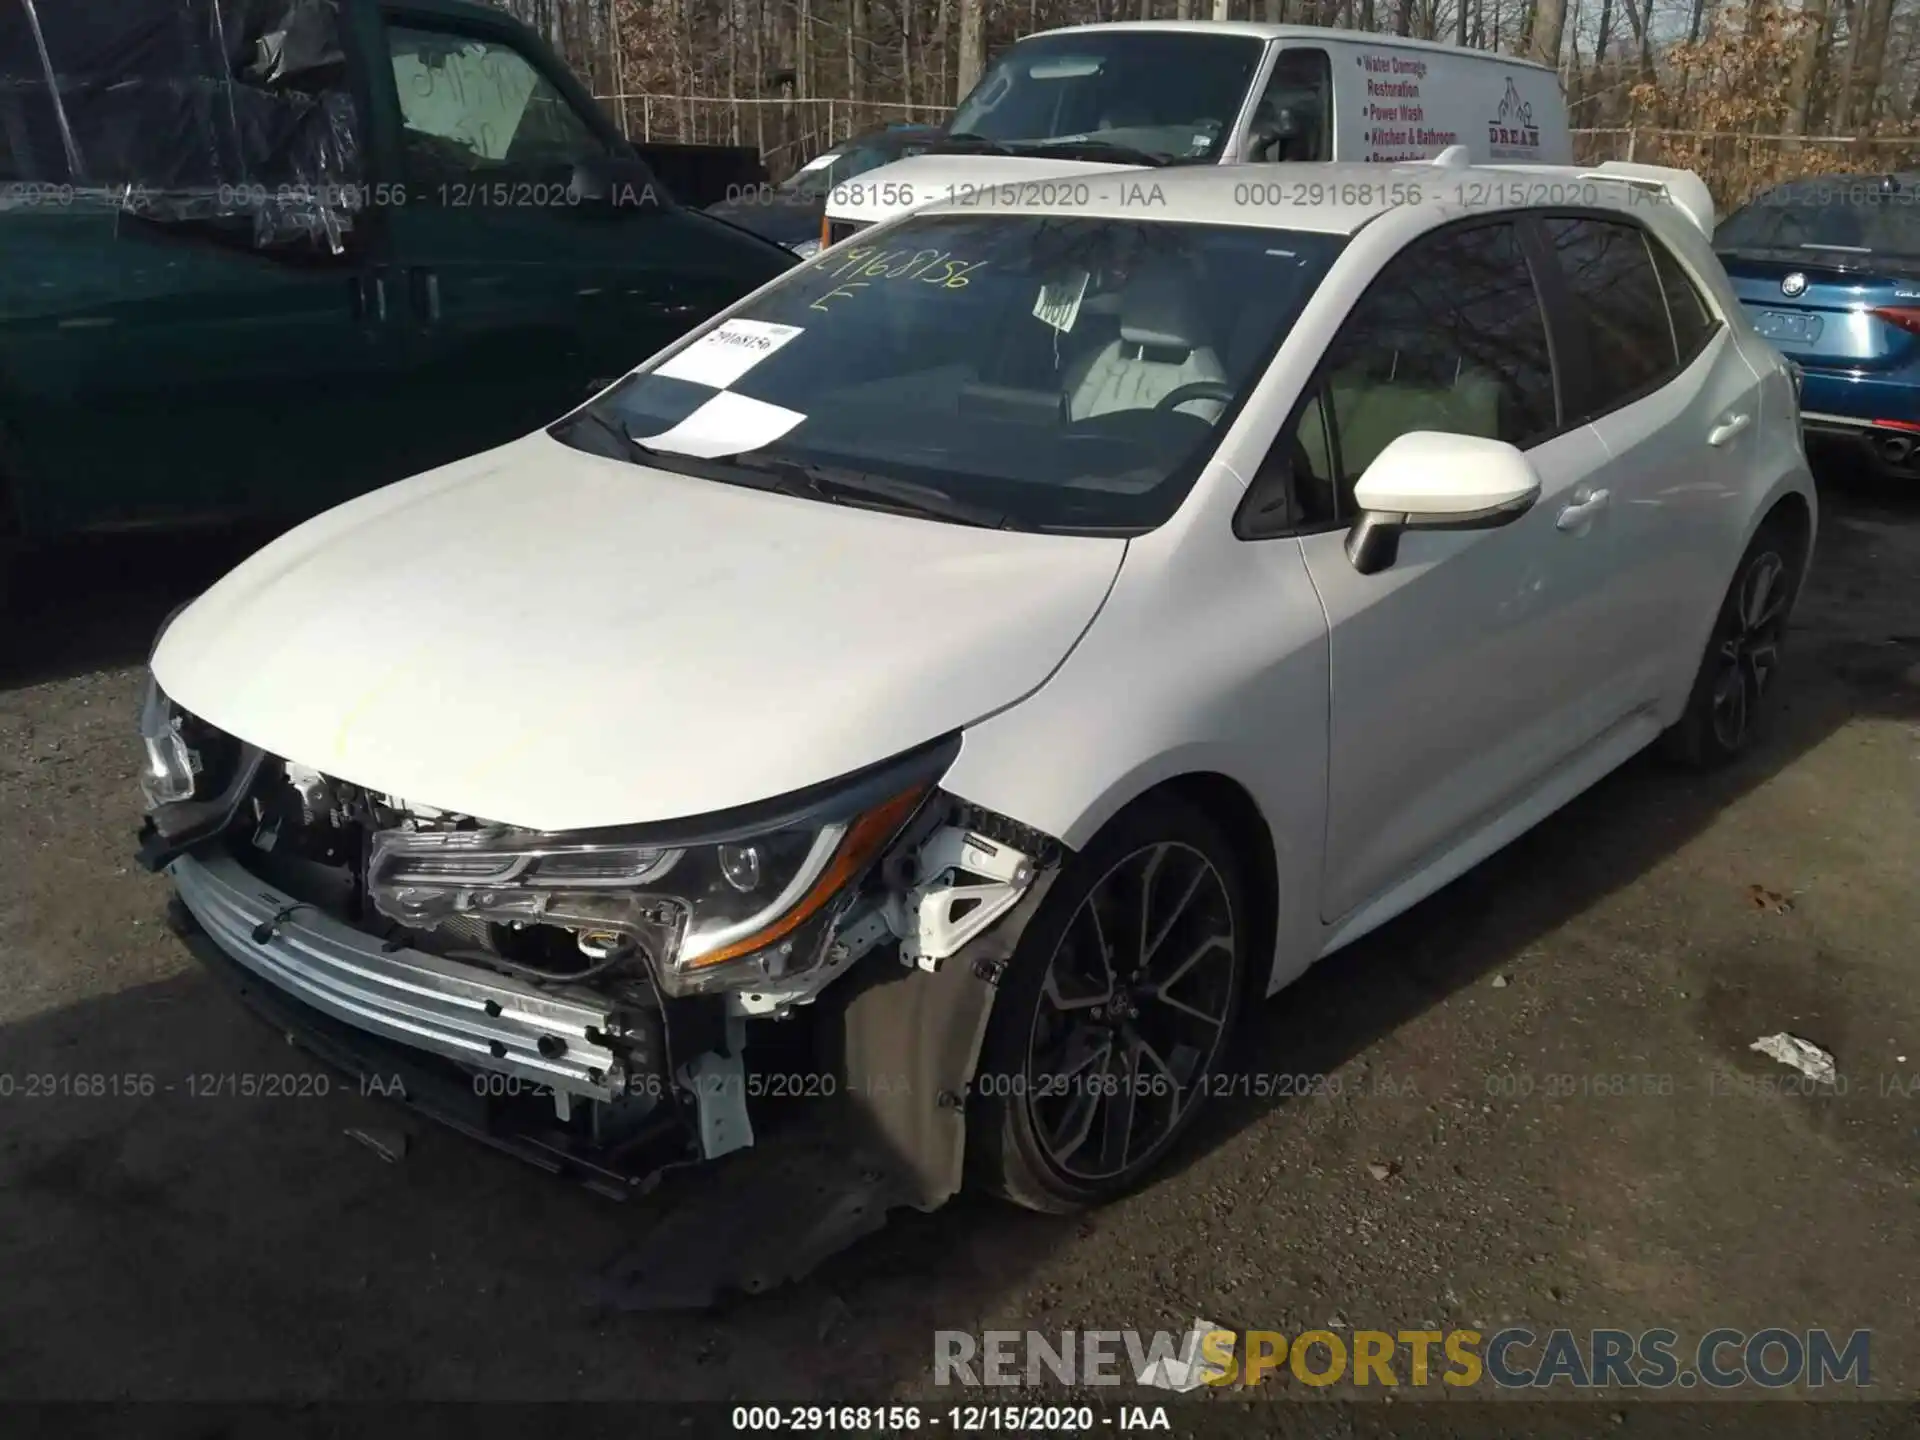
[1327,348,1504,479]
[1065,276,1228,423]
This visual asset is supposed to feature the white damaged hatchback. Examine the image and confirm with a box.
[142,160,1814,1302]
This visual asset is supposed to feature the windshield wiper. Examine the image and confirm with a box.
[558,417,1010,528]
[926,131,1016,156]
[564,408,653,464]
[741,457,1010,529]
[1011,139,1174,167]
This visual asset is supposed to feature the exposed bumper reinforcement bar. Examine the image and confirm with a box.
[171,853,625,1101]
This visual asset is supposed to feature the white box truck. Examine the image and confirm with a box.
[819,22,1573,244]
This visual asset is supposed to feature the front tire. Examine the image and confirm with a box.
[1660,516,1803,769]
[970,794,1248,1214]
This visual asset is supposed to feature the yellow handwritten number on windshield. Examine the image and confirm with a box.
[817,245,990,297]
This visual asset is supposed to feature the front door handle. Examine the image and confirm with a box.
[1708,412,1752,446]
[1556,487,1611,532]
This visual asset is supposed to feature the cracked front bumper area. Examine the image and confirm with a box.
[166,892,691,1198]
[158,774,1068,1303]
[171,852,628,1102]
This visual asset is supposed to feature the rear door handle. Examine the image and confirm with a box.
[1556,487,1610,532]
[1708,412,1752,446]
[411,268,442,323]
[349,274,389,324]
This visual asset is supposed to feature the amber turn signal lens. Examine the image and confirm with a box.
[683,785,927,969]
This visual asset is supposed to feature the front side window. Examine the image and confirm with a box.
[1248,48,1332,163]
[1540,215,1677,417]
[552,214,1344,534]
[387,26,606,181]
[946,32,1267,163]
[1274,220,1557,525]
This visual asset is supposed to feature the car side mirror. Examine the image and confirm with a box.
[570,156,669,215]
[1344,431,1541,575]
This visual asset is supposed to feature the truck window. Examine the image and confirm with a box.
[946,31,1266,164]
[387,27,607,180]
[1249,49,1331,163]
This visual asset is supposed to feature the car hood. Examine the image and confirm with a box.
[826,153,1143,225]
[153,433,1126,832]
[706,194,822,249]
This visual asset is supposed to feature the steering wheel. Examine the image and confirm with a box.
[1154,380,1237,413]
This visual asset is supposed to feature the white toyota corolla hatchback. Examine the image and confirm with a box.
[140,158,1814,1273]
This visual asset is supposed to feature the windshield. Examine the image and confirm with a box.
[945,32,1266,163]
[551,213,1342,534]
[780,140,900,198]
[1716,178,1920,258]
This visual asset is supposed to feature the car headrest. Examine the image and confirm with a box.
[1119,276,1209,353]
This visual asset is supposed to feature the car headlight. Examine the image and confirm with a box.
[790,238,822,257]
[367,742,953,996]
[139,601,207,810]
[139,677,202,808]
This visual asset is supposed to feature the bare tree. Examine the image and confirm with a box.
[956,0,984,102]
[1528,0,1565,65]
[1786,0,1833,136]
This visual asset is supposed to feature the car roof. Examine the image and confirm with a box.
[1022,20,1558,72]
[906,161,1649,236]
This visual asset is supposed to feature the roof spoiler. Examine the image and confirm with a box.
[1581,161,1715,238]
[1422,152,1715,237]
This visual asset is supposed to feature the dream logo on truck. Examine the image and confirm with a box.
[1488,77,1542,157]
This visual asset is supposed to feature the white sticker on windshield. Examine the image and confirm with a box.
[795,151,839,175]
[654,319,804,390]
[634,389,807,459]
[1033,270,1089,334]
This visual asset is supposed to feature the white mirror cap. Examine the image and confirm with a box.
[1351,430,1541,517]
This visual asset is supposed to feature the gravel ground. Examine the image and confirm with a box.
[0,483,1915,1407]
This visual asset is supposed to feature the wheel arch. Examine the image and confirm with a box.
[1056,769,1283,1008]
[1757,486,1816,589]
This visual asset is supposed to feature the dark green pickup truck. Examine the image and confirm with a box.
[0,0,793,548]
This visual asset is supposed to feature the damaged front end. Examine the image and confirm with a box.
[139,675,1063,1301]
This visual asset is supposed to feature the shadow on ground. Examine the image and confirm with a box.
[1,524,283,691]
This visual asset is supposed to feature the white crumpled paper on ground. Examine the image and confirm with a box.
[1748,1032,1838,1085]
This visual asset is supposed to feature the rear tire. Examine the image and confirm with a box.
[970,794,1248,1214]
[1659,515,1804,769]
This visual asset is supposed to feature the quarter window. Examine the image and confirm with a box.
[1649,237,1719,362]
[1540,216,1677,417]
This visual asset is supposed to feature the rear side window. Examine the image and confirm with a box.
[1649,239,1718,362]
[1539,216,1676,417]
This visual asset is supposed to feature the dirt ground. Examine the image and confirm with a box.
[0,478,1915,1409]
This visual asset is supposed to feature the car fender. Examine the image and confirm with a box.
[938,472,1332,998]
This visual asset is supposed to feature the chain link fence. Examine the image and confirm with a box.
[601,97,1920,201]
[1573,129,1920,210]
